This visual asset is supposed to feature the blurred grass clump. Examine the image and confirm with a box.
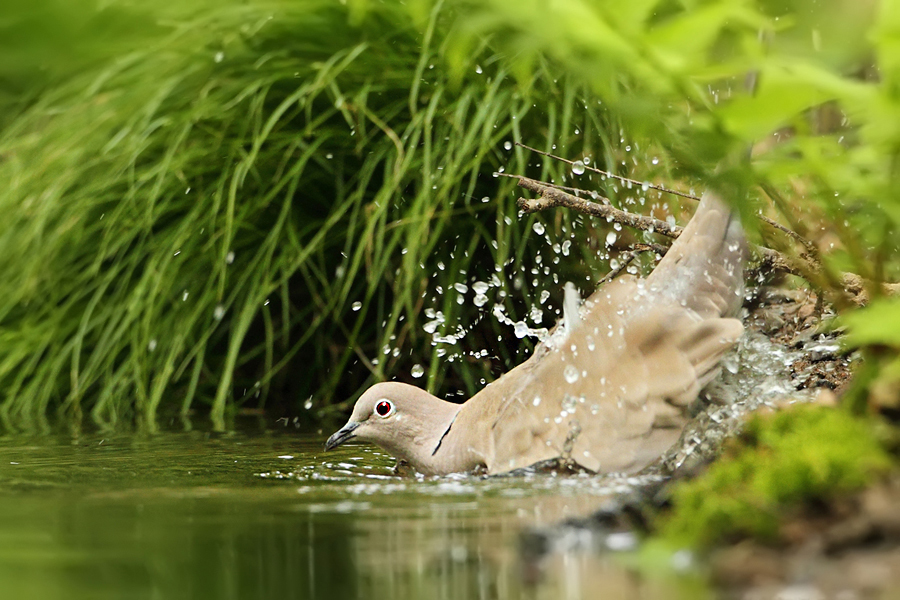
[0,0,617,430]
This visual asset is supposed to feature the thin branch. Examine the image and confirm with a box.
[510,173,900,305]
[512,175,682,239]
[597,251,638,285]
[513,141,821,261]
[758,209,818,257]
[514,141,700,201]
[511,174,802,279]
[632,242,671,257]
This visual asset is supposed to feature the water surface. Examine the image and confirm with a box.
[0,427,700,600]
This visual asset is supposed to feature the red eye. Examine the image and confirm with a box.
[375,400,394,418]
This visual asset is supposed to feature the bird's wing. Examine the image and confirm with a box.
[456,277,742,475]
[645,191,745,319]
[453,193,745,475]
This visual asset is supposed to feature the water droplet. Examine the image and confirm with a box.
[606,232,617,246]
[533,396,541,407]
[148,339,157,352]
[304,397,313,410]
[226,251,235,264]
[571,161,585,175]
[472,281,489,294]
[351,301,362,312]
[475,65,483,74]
[513,321,529,338]
[214,305,225,320]
[481,196,490,203]
[532,222,545,235]
[723,355,739,374]
[214,51,224,63]
[504,141,512,150]
[564,365,579,384]
[473,294,488,307]
[411,364,425,378]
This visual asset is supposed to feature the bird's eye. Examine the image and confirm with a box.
[374,400,394,418]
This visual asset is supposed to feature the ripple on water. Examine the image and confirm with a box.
[257,443,667,515]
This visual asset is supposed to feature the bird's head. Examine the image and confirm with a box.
[324,382,460,469]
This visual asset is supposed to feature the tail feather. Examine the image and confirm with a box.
[645,193,745,319]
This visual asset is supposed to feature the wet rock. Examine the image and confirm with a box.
[710,542,786,588]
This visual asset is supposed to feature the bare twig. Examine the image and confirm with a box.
[538,181,611,203]
[841,273,900,305]
[510,174,803,279]
[597,251,637,285]
[508,166,899,305]
[512,175,682,239]
[514,142,812,257]
[514,141,700,201]
[758,213,818,257]
[632,242,671,257]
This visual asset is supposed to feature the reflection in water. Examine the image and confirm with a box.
[0,431,696,600]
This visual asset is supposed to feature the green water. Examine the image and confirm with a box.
[0,427,699,600]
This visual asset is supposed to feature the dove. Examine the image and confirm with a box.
[325,193,745,475]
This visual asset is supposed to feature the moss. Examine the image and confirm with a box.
[659,405,894,548]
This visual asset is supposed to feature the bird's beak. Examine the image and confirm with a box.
[325,421,360,451]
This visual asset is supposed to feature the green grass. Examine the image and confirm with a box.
[0,0,628,430]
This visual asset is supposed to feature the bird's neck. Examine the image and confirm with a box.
[402,396,477,476]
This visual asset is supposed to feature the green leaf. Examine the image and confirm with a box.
[842,298,900,348]
[718,64,832,141]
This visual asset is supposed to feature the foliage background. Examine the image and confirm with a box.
[0,0,897,431]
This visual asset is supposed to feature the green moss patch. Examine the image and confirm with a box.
[660,405,893,548]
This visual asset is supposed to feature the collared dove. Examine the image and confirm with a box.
[326,193,745,475]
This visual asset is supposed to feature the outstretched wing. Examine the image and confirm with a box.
[455,194,744,474]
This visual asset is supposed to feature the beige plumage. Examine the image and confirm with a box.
[325,193,745,475]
